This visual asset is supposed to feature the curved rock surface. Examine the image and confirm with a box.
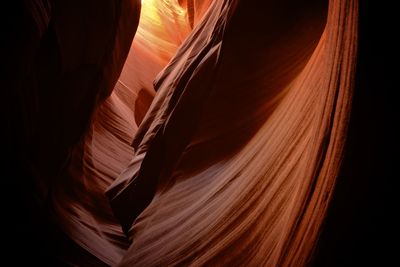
[5,0,377,266]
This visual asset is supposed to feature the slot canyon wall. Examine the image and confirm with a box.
[3,0,396,266]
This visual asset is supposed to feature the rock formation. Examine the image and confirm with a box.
[5,0,395,266]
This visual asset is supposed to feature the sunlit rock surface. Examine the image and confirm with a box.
[4,0,364,266]
[108,0,358,266]
[50,0,205,264]
[48,0,359,265]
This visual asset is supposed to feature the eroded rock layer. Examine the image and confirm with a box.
[5,0,359,266]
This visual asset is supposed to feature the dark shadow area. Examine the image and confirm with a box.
[134,88,154,126]
[3,1,139,265]
[312,1,397,266]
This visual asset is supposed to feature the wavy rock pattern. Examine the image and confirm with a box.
[20,0,358,265]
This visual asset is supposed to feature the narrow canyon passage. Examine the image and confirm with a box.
[3,0,396,266]
[49,0,358,265]
[50,1,209,264]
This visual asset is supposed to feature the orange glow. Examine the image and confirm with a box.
[136,0,191,62]
[46,1,359,266]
